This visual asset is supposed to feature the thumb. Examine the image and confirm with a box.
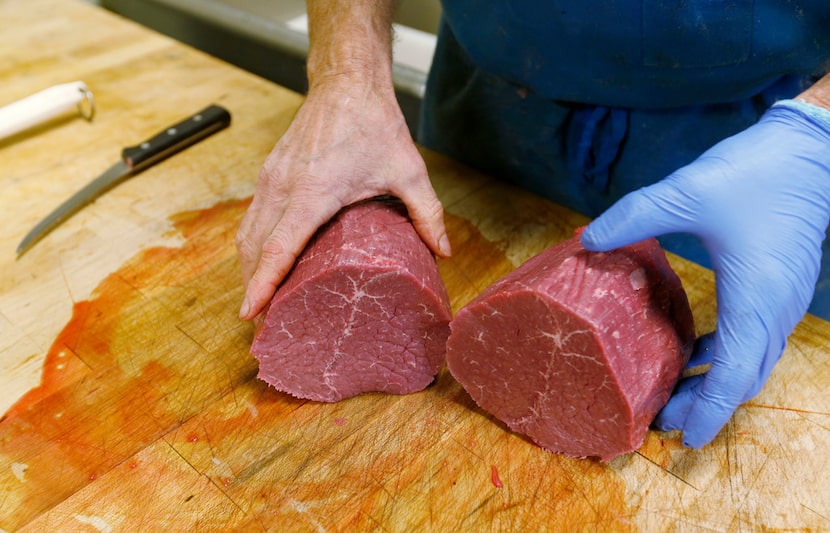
[673,298,773,447]
[582,178,699,252]
[394,179,452,258]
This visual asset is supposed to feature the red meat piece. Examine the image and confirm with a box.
[251,198,452,402]
[447,229,695,461]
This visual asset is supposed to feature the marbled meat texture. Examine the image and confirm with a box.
[251,199,452,402]
[446,229,695,461]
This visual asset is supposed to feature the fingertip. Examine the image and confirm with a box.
[687,332,717,369]
[243,276,279,321]
[677,320,773,447]
[580,223,609,252]
[682,433,709,449]
[424,214,452,257]
[653,378,698,432]
[408,204,450,258]
[239,261,283,321]
[239,295,251,321]
[438,233,452,257]
[392,180,449,256]
[681,422,722,449]
[679,393,737,449]
[584,181,693,252]
[239,289,268,321]
[653,413,682,433]
[581,209,639,252]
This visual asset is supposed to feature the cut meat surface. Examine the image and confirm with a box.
[251,198,452,402]
[446,228,695,461]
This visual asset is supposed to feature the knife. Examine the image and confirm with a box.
[16,104,231,257]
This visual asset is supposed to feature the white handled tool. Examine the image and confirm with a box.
[0,81,94,141]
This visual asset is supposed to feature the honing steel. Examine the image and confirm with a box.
[16,104,231,257]
[0,81,95,141]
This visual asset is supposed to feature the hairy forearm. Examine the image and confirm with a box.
[306,0,397,92]
[797,71,830,110]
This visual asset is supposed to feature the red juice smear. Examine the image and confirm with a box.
[491,465,503,489]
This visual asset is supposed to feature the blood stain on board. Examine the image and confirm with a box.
[0,198,254,530]
[490,465,503,489]
[1,199,639,530]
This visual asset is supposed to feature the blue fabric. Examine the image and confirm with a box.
[418,18,830,319]
[439,0,830,108]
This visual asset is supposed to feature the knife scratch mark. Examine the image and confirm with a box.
[743,402,830,417]
[634,451,698,491]
[527,457,551,515]
[174,324,208,352]
[450,436,484,461]
[360,509,387,532]
[801,502,830,522]
[165,439,248,514]
[231,441,294,484]
[56,254,80,306]
[110,271,154,301]
[166,436,205,476]
[459,492,497,527]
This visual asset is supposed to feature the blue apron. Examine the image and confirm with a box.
[418,1,830,319]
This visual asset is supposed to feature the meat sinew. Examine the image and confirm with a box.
[446,229,695,461]
[251,198,452,402]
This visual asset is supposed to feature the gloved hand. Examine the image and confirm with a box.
[235,79,451,321]
[581,100,830,448]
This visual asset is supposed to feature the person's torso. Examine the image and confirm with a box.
[440,0,830,108]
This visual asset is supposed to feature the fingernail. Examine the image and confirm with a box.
[439,234,452,257]
[239,296,250,320]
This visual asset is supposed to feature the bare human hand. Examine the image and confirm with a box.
[235,80,451,321]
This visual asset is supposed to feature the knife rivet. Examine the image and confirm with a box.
[194,114,203,121]
[141,142,151,149]
[167,127,177,135]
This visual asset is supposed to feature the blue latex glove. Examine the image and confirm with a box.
[581,100,830,448]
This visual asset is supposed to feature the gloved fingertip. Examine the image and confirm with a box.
[580,223,611,252]
[687,332,717,368]
[653,413,682,432]
[680,398,736,449]
[680,429,703,448]
[681,428,717,449]
[653,400,686,432]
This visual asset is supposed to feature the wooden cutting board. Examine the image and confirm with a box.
[2,1,829,530]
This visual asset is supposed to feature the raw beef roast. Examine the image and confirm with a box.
[251,198,452,402]
[446,229,695,461]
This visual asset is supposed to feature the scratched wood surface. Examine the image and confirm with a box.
[1,0,829,530]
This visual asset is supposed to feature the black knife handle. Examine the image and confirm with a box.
[121,104,231,170]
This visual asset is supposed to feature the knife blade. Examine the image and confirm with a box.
[16,104,231,257]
